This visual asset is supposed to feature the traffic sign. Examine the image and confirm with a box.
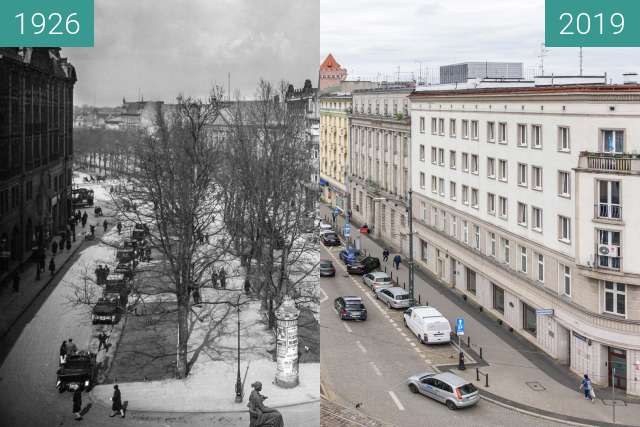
[456,318,465,335]
[333,207,340,216]
[536,308,554,316]
[343,224,350,238]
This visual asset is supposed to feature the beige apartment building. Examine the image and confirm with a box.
[349,87,412,251]
[319,94,351,210]
[409,83,640,395]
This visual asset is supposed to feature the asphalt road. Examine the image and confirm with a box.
[320,244,568,427]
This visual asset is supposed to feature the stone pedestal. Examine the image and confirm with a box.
[274,296,300,388]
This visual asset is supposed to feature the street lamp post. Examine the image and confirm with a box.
[234,297,242,402]
[406,189,415,305]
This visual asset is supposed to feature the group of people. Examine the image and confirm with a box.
[381,248,402,270]
[211,267,227,289]
[95,265,111,285]
[59,338,79,365]
[73,384,124,421]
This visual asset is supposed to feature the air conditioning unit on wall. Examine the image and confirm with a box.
[598,244,619,257]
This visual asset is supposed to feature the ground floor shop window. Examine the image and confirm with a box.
[522,302,537,336]
[466,267,476,295]
[492,283,504,314]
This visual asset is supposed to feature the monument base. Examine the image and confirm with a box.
[274,375,299,389]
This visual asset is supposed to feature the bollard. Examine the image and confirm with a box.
[403,282,406,289]
[390,271,393,280]
[458,352,466,370]
[479,347,483,360]
[467,336,470,347]
[384,266,387,273]
[485,373,489,388]
[418,294,421,304]
[476,367,480,381]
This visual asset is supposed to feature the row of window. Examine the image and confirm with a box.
[354,98,409,117]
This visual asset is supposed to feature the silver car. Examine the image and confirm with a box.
[407,371,480,410]
[375,287,412,309]
[362,272,392,293]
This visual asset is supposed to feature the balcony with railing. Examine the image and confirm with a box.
[595,203,622,220]
[578,152,640,174]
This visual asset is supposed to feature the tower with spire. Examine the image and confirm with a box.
[319,54,347,90]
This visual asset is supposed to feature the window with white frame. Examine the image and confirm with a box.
[519,245,528,273]
[517,163,528,187]
[532,206,543,231]
[604,281,625,316]
[431,175,438,193]
[471,154,479,174]
[498,159,508,181]
[441,210,447,231]
[420,172,426,189]
[558,171,571,197]
[432,207,438,226]
[471,120,479,140]
[499,196,508,219]
[471,188,479,209]
[558,126,570,152]
[450,119,456,137]
[560,264,571,296]
[597,180,621,219]
[419,144,425,161]
[536,253,544,283]
[462,185,469,205]
[531,166,543,190]
[487,121,496,142]
[438,118,445,135]
[487,157,496,178]
[438,148,445,166]
[431,147,437,164]
[451,215,458,238]
[421,201,426,222]
[421,240,429,261]
[462,153,469,172]
[431,117,437,134]
[487,193,496,215]
[532,125,542,148]
[461,120,469,139]
[498,122,507,143]
[517,202,528,226]
[449,150,457,169]
[517,124,528,147]
[601,129,624,153]
[488,232,496,257]
[450,181,457,200]
[558,215,571,242]
[438,178,445,196]
[474,224,480,249]
[502,238,510,264]
[598,229,621,270]
[462,220,469,244]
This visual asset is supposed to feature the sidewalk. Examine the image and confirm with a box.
[321,203,639,427]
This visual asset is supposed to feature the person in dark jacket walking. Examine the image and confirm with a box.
[81,212,88,228]
[211,270,218,289]
[382,248,390,262]
[51,240,58,256]
[72,387,83,420]
[117,222,122,235]
[49,258,56,276]
[12,271,20,293]
[580,374,594,401]
[59,340,67,365]
[219,268,226,289]
[103,219,108,233]
[110,384,125,418]
[393,254,401,270]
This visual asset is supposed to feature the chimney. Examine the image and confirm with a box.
[623,72,638,85]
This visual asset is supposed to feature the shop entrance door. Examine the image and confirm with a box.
[608,347,627,391]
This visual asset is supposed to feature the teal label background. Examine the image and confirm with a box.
[546,0,640,47]
[0,0,93,47]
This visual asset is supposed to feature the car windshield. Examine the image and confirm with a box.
[376,277,391,282]
[345,303,363,310]
[458,383,477,395]
[325,233,338,239]
[320,261,333,267]
[395,294,409,300]
[64,359,88,369]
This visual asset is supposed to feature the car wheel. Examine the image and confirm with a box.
[375,292,378,299]
[387,301,391,309]
[403,318,407,327]
[409,383,419,394]
[58,385,65,394]
[446,400,457,410]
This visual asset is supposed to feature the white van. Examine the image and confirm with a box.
[403,306,451,344]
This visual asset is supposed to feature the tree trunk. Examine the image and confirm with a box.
[176,290,189,378]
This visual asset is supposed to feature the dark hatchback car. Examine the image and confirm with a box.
[56,352,97,392]
[339,247,361,264]
[92,297,122,324]
[320,232,341,246]
[320,260,336,277]
[335,296,367,321]
[346,256,381,275]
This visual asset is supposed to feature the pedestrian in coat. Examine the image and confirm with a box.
[95,266,102,285]
[580,374,594,401]
[49,258,56,276]
[97,331,109,352]
[59,340,67,365]
[192,287,201,305]
[393,254,401,270]
[67,338,78,355]
[51,240,58,256]
[110,384,125,418]
[39,250,45,271]
[244,279,251,295]
[12,271,20,292]
[104,265,110,280]
[72,387,83,419]
[219,268,226,289]
[382,248,390,262]
[117,222,122,235]
[211,270,218,288]
[103,219,108,233]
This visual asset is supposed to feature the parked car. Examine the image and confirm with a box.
[346,256,380,275]
[407,371,480,410]
[403,306,451,344]
[71,188,94,207]
[114,262,134,280]
[362,272,392,292]
[56,352,97,392]
[320,260,336,277]
[116,248,136,264]
[91,297,122,324]
[321,232,341,246]
[334,296,367,321]
[319,221,333,232]
[376,287,412,309]
[339,247,361,264]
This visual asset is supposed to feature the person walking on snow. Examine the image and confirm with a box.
[103,219,108,233]
[382,248,390,262]
[117,221,122,235]
[72,386,83,420]
[59,340,67,365]
[393,254,401,270]
[219,268,226,289]
[67,338,78,355]
[110,384,125,418]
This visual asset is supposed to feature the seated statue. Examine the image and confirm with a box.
[247,381,284,427]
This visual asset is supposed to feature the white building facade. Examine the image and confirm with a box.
[409,84,640,395]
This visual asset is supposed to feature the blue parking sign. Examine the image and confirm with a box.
[456,318,464,335]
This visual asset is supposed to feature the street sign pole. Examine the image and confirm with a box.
[456,318,465,370]
[407,190,415,304]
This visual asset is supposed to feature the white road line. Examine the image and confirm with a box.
[388,391,405,411]
[414,347,422,354]
[404,337,412,342]
[356,340,367,354]
[400,332,407,337]
[369,361,382,376]
[410,342,416,347]
[319,287,328,304]
[343,322,353,333]
[395,327,402,332]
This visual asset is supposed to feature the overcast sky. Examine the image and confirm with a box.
[66,0,319,106]
[321,0,640,83]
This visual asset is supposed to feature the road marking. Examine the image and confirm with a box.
[356,341,367,354]
[395,327,402,332]
[414,347,422,354]
[405,337,412,342]
[388,391,405,411]
[425,359,432,364]
[400,332,407,337]
[319,287,328,304]
[343,322,353,333]
[369,361,382,376]
[410,342,416,347]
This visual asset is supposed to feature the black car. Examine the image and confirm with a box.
[91,297,122,324]
[320,259,336,277]
[346,256,381,275]
[334,296,367,321]
[321,232,341,246]
[56,352,97,392]
[114,262,134,280]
